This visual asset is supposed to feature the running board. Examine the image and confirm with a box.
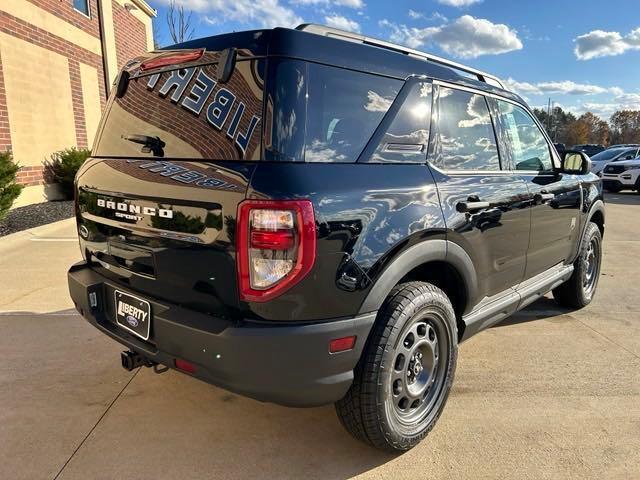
[461,264,574,341]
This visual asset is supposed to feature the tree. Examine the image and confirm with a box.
[166,0,195,45]
[565,119,591,146]
[534,106,577,144]
[578,112,610,145]
[609,110,640,145]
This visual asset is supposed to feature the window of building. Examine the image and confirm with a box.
[368,82,432,163]
[495,100,553,172]
[73,0,90,17]
[436,87,500,171]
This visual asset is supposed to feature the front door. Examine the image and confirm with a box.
[430,85,532,303]
[491,99,582,279]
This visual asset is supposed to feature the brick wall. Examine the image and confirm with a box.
[0,10,105,186]
[0,1,153,189]
[25,0,100,38]
[112,0,148,70]
[0,51,10,153]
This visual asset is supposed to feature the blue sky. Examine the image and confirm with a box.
[148,0,640,119]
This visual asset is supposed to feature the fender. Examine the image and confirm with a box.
[358,240,478,315]
[570,199,605,264]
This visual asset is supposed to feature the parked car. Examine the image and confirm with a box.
[554,143,566,155]
[572,144,605,157]
[589,146,640,175]
[607,143,640,149]
[67,24,605,452]
[601,158,640,193]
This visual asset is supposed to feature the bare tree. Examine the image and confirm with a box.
[166,0,195,45]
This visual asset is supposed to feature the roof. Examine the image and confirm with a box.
[169,27,526,106]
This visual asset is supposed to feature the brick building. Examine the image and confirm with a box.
[0,0,156,206]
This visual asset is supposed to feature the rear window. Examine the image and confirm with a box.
[264,60,402,162]
[94,53,265,160]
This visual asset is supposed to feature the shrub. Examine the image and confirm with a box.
[0,151,23,221]
[44,147,91,199]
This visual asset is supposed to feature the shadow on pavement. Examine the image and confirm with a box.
[493,296,576,328]
[1,309,396,479]
[602,191,640,206]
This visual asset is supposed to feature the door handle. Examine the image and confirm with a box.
[457,200,491,213]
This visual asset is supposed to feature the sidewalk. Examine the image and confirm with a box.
[0,218,79,313]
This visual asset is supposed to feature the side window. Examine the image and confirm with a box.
[495,100,553,172]
[436,87,500,171]
[369,82,432,163]
[619,148,637,160]
[265,60,402,162]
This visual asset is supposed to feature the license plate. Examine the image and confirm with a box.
[114,290,151,340]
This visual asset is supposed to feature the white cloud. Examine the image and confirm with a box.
[158,0,302,28]
[574,27,640,60]
[408,10,448,22]
[504,78,617,96]
[436,0,482,6]
[324,14,360,32]
[381,15,522,58]
[291,0,364,8]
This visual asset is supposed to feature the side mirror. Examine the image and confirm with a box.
[561,150,591,175]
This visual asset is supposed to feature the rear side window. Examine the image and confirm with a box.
[368,82,433,164]
[435,87,500,171]
[265,60,401,162]
[94,55,265,160]
[495,100,553,172]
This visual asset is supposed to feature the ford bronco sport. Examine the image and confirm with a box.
[68,24,605,452]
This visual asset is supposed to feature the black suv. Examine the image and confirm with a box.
[68,24,605,452]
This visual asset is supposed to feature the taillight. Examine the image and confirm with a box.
[140,49,205,71]
[237,200,316,302]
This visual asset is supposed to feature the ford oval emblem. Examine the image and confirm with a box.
[126,315,139,328]
[78,225,89,239]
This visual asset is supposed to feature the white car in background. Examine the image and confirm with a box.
[589,146,640,175]
[601,158,640,193]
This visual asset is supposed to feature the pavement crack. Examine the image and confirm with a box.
[574,318,640,360]
[51,368,141,480]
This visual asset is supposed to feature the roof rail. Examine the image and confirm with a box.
[295,23,506,90]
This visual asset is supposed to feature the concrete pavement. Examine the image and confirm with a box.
[1,194,639,479]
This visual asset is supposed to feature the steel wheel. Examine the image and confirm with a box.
[389,312,449,426]
[582,237,599,297]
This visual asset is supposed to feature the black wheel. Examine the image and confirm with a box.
[335,282,457,452]
[553,222,602,308]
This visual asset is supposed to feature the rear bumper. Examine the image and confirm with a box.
[68,261,375,407]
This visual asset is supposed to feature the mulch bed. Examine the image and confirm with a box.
[0,201,74,238]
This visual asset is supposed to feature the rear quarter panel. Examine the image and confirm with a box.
[246,162,445,321]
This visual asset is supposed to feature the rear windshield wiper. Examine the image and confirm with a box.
[122,134,165,157]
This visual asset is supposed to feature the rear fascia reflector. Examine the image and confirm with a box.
[250,229,295,250]
[329,336,357,353]
[174,358,197,374]
[140,49,205,72]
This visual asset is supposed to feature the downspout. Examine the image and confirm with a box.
[96,0,112,96]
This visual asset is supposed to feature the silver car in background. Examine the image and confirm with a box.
[590,146,640,175]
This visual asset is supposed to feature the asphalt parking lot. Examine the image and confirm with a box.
[1,193,639,480]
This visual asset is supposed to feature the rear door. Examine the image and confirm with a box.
[77,46,266,318]
[430,84,531,303]
[491,99,582,279]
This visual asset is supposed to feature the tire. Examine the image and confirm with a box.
[553,222,602,308]
[335,282,458,452]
